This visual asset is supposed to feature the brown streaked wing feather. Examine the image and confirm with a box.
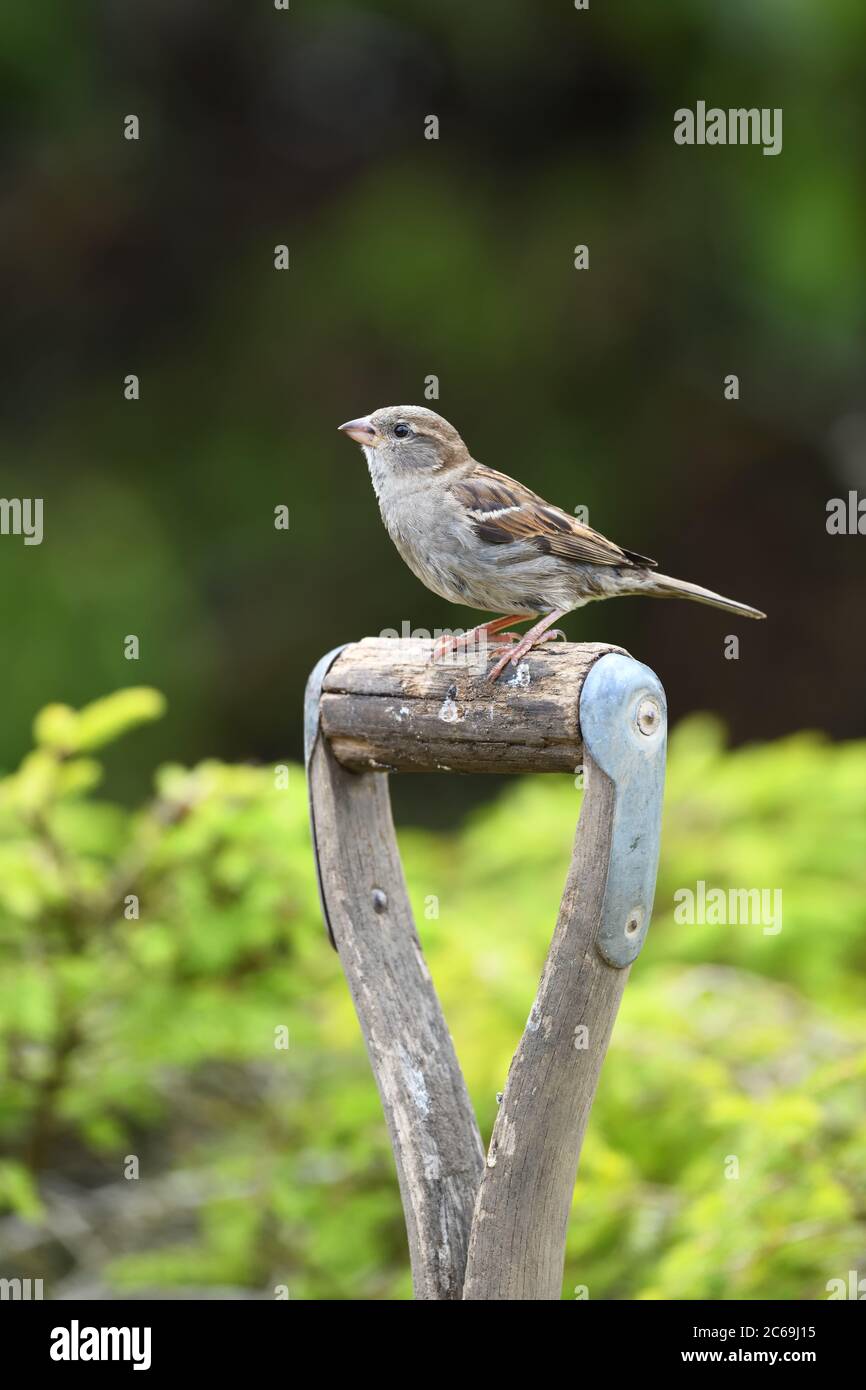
[454,464,656,569]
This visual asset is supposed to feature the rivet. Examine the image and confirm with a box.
[636,697,661,736]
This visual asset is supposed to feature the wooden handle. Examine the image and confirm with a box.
[306,641,666,1301]
[319,637,628,774]
[307,733,485,1298]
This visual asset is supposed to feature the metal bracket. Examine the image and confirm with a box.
[304,644,349,950]
[579,652,667,968]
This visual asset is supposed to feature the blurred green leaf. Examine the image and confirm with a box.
[73,689,167,753]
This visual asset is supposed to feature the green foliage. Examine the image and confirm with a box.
[0,695,864,1299]
[34,689,167,756]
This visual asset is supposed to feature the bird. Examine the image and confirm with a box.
[338,405,766,681]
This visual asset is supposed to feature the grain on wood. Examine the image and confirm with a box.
[320,637,627,774]
[462,754,627,1300]
[308,733,485,1299]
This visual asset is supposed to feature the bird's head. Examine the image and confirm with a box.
[338,406,468,485]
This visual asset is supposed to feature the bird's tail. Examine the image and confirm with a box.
[640,572,766,620]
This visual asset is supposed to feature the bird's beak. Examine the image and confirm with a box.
[338,415,377,445]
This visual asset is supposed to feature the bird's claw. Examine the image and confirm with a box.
[488,651,521,682]
[433,632,492,663]
[487,628,567,682]
[434,629,526,664]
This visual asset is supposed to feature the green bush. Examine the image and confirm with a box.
[0,693,864,1299]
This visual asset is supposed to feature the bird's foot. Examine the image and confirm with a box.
[487,631,524,653]
[433,631,489,661]
[432,629,490,662]
[432,616,529,664]
[487,627,567,682]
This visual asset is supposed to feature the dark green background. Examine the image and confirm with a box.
[1,0,863,813]
[1,3,865,1304]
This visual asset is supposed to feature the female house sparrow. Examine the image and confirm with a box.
[339,405,765,681]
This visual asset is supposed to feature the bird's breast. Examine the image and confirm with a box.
[376,488,562,614]
[381,500,471,604]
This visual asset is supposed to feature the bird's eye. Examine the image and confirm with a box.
[393,423,411,439]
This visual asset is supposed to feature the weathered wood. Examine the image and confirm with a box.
[308,733,485,1299]
[320,637,627,774]
[306,639,666,1302]
[462,753,627,1300]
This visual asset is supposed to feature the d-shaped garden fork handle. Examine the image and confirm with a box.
[305,638,666,1300]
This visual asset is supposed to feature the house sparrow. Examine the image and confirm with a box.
[339,405,765,681]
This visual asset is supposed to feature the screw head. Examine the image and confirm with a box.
[636,696,662,737]
[371,888,388,914]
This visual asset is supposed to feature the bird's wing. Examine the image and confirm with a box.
[453,464,656,569]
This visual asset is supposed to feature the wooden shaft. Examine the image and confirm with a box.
[320,638,627,774]
[308,733,485,1299]
[462,754,627,1299]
